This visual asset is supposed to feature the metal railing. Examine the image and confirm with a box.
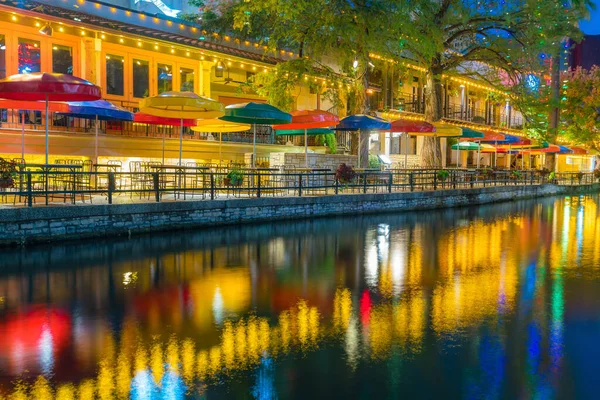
[0,169,595,208]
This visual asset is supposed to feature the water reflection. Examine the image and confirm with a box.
[1,196,600,398]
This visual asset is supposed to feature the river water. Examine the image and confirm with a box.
[1,195,600,399]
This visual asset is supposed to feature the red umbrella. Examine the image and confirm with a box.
[0,73,101,163]
[134,112,197,163]
[0,99,69,159]
[389,119,435,133]
[462,131,505,142]
[273,110,339,168]
[569,146,588,155]
[134,112,197,126]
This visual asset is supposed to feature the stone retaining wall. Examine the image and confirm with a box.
[0,184,598,247]
[269,152,357,170]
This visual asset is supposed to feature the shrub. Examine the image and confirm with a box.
[594,168,600,181]
[368,155,382,170]
[0,157,16,188]
[511,170,522,180]
[436,169,450,181]
[576,171,584,183]
[336,163,356,184]
[225,168,244,186]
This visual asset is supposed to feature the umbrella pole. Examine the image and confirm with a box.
[477,142,481,169]
[521,154,524,170]
[508,144,512,171]
[252,124,256,168]
[21,111,25,160]
[179,118,183,166]
[305,128,308,169]
[404,133,408,169]
[45,94,49,164]
[494,141,497,168]
[95,115,99,164]
[162,130,165,164]
[219,131,222,166]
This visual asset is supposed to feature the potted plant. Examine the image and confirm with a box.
[0,157,17,189]
[548,171,557,184]
[576,171,584,184]
[224,168,244,186]
[594,168,600,182]
[336,163,356,185]
[436,169,450,182]
[510,170,522,180]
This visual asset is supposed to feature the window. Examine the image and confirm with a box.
[133,59,149,98]
[157,63,172,94]
[18,38,41,74]
[106,54,124,96]
[180,67,194,92]
[0,35,5,79]
[52,44,73,74]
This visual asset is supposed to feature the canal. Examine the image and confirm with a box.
[1,195,600,399]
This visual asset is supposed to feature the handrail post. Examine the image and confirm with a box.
[257,171,261,198]
[363,173,367,194]
[107,172,115,205]
[153,172,160,202]
[210,172,215,200]
[409,172,414,192]
[388,172,393,193]
[298,174,303,196]
[26,171,32,207]
[433,172,437,190]
[335,177,339,195]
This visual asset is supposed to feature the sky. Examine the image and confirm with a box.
[579,0,600,35]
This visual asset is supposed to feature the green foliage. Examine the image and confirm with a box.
[594,169,600,181]
[559,66,600,150]
[548,171,556,182]
[335,163,356,184]
[0,157,16,181]
[436,169,450,181]
[368,155,382,170]
[225,168,244,186]
[315,134,337,154]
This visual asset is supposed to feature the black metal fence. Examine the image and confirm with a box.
[0,168,595,208]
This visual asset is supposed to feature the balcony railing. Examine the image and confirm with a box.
[392,93,524,130]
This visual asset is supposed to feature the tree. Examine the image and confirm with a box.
[560,66,600,150]
[399,0,590,166]
[191,0,413,167]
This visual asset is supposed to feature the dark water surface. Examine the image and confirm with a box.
[1,195,600,399]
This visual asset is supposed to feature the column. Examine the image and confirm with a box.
[81,37,102,85]
[199,60,212,98]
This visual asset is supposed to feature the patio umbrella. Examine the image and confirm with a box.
[451,142,495,168]
[273,110,339,168]
[60,100,133,162]
[335,114,390,167]
[558,145,574,154]
[0,72,101,164]
[221,102,292,167]
[569,146,588,155]
[139,91,224,165]
[389,119,436,169]
[191,119,251,165]
[0,99,69,160]
[133,112,197,163]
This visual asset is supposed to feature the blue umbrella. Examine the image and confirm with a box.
[61,100,133,161]
[558,145,574,154]
[335,114,390,131]
[335,115,391,166]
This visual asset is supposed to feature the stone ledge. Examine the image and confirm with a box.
[0,183,597,247]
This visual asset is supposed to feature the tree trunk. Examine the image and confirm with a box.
[421,66,444,167]
[349,56,370,168]
[545,46,561,172]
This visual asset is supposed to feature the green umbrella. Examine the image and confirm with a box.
[451,142,483,151]
[460,127,485,139]
[221,102,292,167]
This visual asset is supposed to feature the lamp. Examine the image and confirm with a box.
[39,22,53,36]
[215,61,224,78]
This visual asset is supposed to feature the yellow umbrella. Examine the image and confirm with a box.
[421,122,463,137]
[192,119,251,165]
[140,91,225,165]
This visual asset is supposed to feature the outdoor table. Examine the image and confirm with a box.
[149,165,210,199]
[22,164,83,205]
